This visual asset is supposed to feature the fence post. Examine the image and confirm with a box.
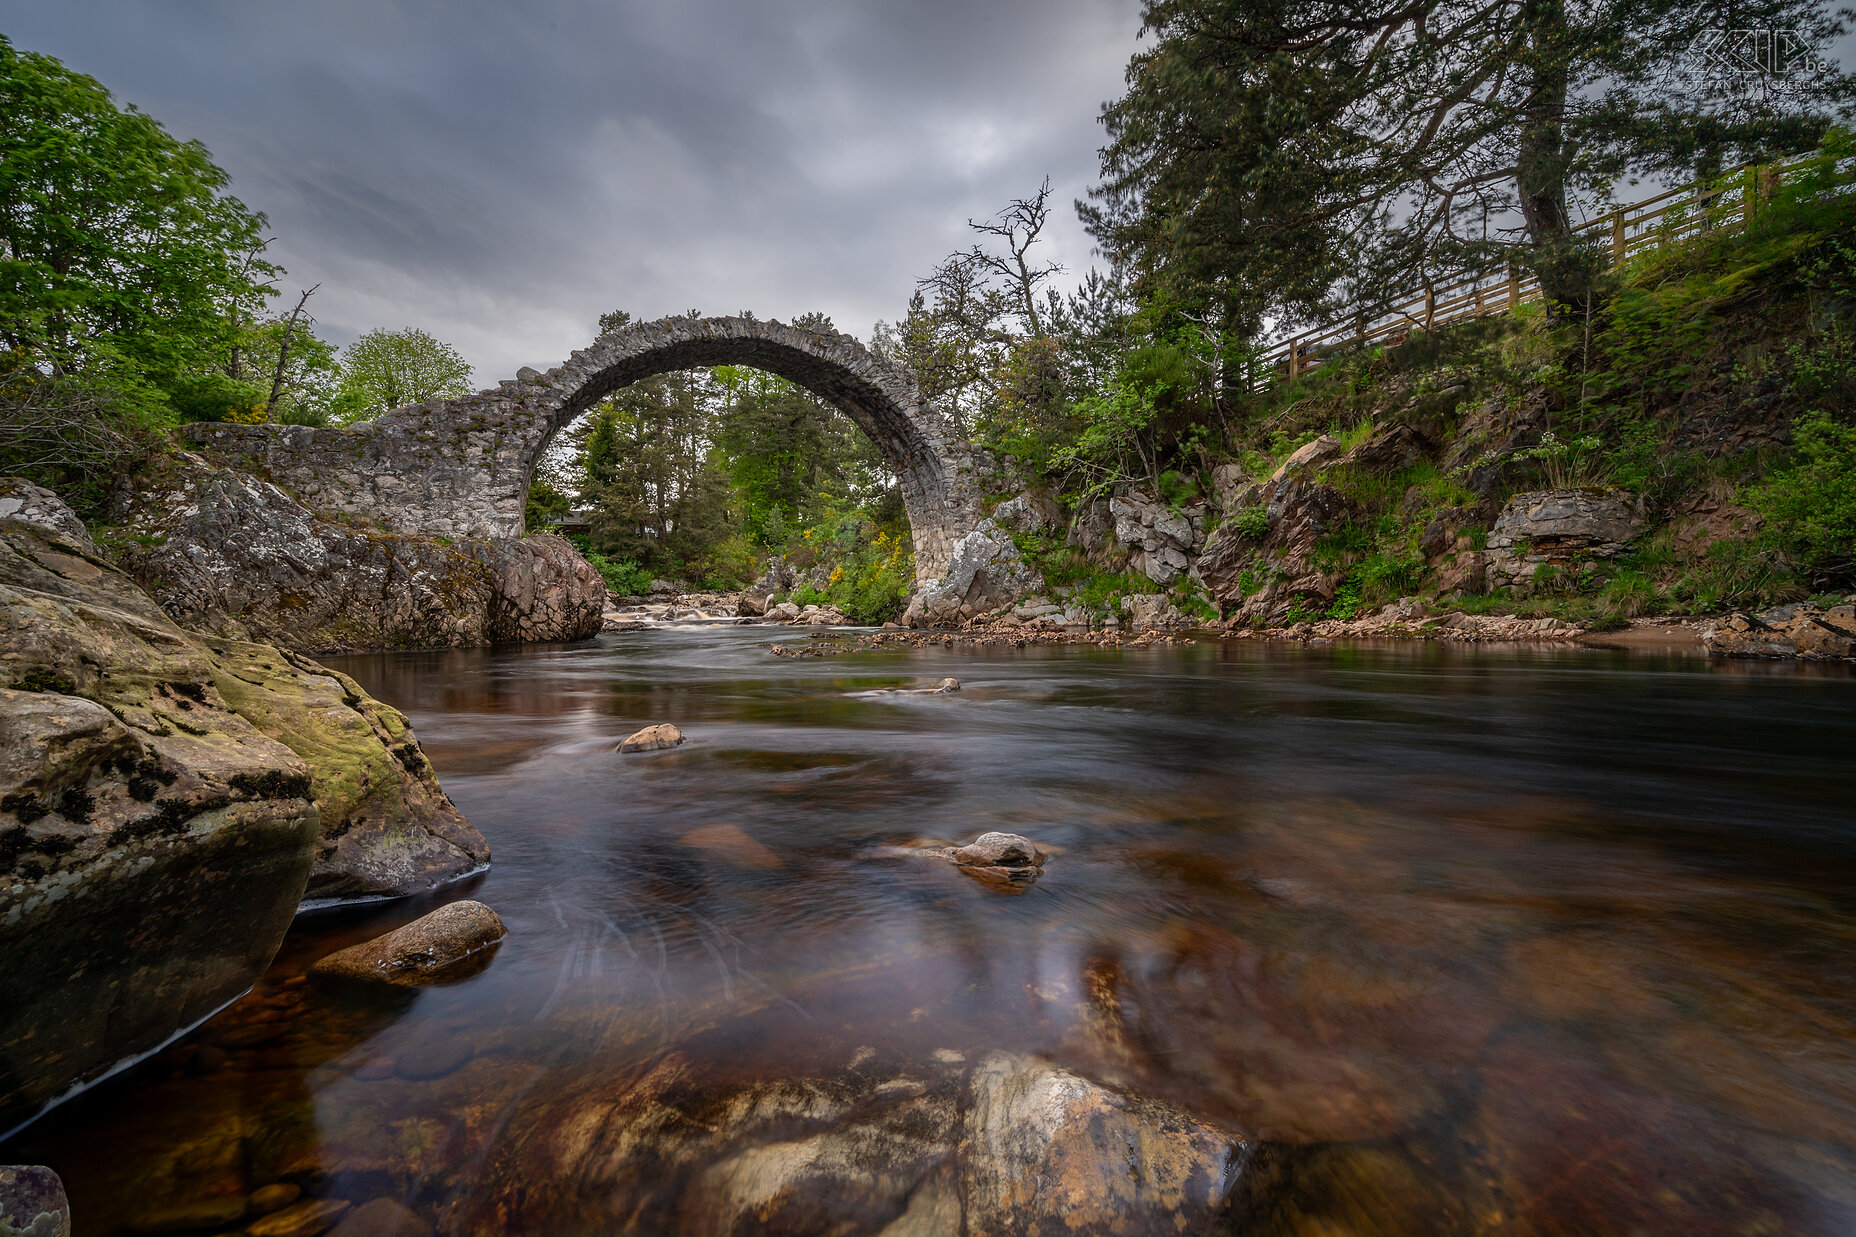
[1423,286,1435,329]
[1286,337,1299,382]
[1354,312,1365,343]
[1507,265,1520,310]
[1612,209,1626,264]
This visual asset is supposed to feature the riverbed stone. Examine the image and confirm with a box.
[0,1165,69,1237]
[244,1198,348,1237]
[248,1184,302,1216]
[618,723,685,752]
[1701,603,1856,660]
[965,1052,1245,1233]
[326,1199,429,1237]
[309,901,507,987]
[442,1047,1246,1234]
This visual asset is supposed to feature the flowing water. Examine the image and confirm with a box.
[6,629,1856,1235]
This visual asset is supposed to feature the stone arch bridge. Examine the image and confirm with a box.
[185,316,991,583]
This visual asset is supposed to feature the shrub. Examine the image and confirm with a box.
[1753,411,1856,585]
[1229,506,1271,540]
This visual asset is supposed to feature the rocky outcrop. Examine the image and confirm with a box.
[1701,603,1856,659]
[1197,478,1364,624]
[1,484,319,1136]
[446,1047,1244,1234]
[1268,433,1348,481]
[1484,488,1644,588]
[991,491,1058,536]
[110,454,604,654]
[0,480,489,1133]
[308,900,507,987]
[1109,491,1208,586]
[905,521,1038,627]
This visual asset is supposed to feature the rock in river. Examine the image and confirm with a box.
[0,1165,70,1237]
[618,723,685,752]
[310,900,507,987]
[918,832,1049,889]
[0,479,486,1133]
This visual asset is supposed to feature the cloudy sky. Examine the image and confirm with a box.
[0,1,1145,382]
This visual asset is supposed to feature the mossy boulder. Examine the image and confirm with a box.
[0,478,490,1134]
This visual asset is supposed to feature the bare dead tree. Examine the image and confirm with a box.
[963,177,1065,338]
[265,284,320,414]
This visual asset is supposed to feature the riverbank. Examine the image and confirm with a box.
[616,587,1856,662]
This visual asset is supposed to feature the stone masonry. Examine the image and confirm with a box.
[183,316,986,584]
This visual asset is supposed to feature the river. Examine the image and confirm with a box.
[6,629,1856,1234]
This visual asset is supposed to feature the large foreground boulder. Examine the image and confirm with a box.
[1702,602,1856,659]
[110,454,604,653]
[0,479,489,1132]
[0,484,319,1135]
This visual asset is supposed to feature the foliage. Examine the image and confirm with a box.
[0,353,163,511]
[334,327,473,421]
[568,537,655,597]
[1754,411,1856,584]
[1085,0,1856,325]
[0,36,278,389]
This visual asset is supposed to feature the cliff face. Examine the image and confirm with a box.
[0,479,489,1133]
[109,453,604,655]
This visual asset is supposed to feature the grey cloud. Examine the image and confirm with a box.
[1,0,1142,381]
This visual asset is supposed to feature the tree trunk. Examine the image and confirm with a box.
[1515,0,1585,312]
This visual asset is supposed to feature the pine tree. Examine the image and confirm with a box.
[1085,0,1856,326]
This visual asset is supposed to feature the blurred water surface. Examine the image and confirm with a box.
[7,630,1856,1235]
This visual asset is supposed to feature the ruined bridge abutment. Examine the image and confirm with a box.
[183,316,987,582]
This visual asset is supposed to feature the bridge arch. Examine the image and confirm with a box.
[185,316,986,582]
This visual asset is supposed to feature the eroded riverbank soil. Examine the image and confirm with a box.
[5,630,1855,1234]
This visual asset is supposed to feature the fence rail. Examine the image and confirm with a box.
[1256,153,1824,388]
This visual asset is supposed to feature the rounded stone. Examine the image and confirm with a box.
[618,723,684,753]
[0,1165,70,1237]
[250,1182,303,1216]
[309,901,507,988]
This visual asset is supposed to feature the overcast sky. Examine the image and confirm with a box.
[0,0,1144,382]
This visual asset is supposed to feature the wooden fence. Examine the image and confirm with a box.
[1257,153,1825,387]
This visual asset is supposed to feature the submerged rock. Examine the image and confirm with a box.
[327,1198,430,1237]
[966,1052,1245,1232]
[244,1198,349,1237]
[618,723,685,752]
[0,1165,70,1237]
[444,1048,1244,1235]
[310,901,507,987]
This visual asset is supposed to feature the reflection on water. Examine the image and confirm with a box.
[6,631,1856,1234]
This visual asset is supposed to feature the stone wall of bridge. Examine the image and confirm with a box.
[184,315,987,582]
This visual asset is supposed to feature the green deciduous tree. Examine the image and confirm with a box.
[0,35,276,384]
[334,327,473,421]
[1086,0,1856,327]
